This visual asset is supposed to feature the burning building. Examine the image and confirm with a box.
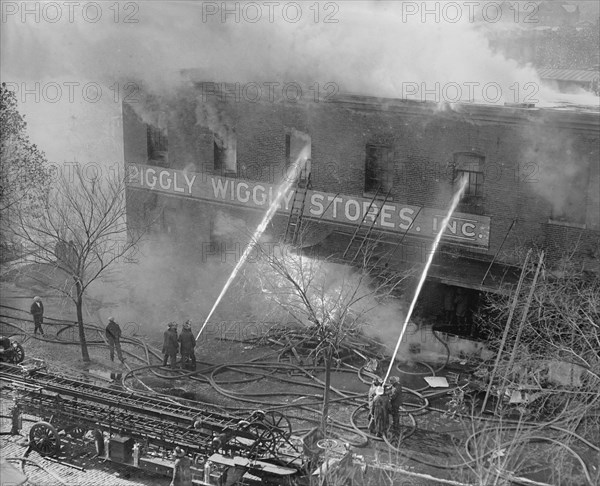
[123,80,599,323]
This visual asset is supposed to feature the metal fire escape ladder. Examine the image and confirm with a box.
[284,172,312,246]
[350,187,393,263]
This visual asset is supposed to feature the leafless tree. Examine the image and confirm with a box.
[243,236,414,434]
[10,164,149,362]
[472,248,600,485]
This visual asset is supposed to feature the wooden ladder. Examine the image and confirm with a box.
[283,172,312,246]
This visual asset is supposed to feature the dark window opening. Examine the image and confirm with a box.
[147,117,168,168]
[365,144,393,194]
[285,133,291,165]
[214,132,237,175]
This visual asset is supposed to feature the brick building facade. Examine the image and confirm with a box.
[123,82,599,308]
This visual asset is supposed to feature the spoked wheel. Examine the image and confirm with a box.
[263,411,292,440]
[247,422,277,457]
[29,421,61,456]
[11,343,25,364]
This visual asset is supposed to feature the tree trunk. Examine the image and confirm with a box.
[75,281,90,362]
[321,346,332,434]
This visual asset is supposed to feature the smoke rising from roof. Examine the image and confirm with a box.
[3,1,597,164]
[4,1,596,103]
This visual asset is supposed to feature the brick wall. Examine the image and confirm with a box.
[124,91,600,279]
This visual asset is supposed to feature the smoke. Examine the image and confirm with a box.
[212,211,247,239]
[237,249,488,363]
[519,124,589,219]
[86,236,485,362]
[5,2,596,103]
[4,1,597,164]
[239,249,411,343]
[88,236,256,340]
[196,101,237,171]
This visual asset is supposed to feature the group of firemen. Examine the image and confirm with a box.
[103,318,197,370]
[162,320,197,370]
[367,375,403,438]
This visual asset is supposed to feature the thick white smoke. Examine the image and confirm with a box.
[4,1,597,163]
[0,2,553,96]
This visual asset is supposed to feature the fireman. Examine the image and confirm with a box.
[105,317,125,363]
[369,386,389,437]
[178,321,197,371]
[30,296,44,335]
[162,322,179,369]
[387,376,403,434]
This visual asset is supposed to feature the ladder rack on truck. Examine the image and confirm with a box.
[0,362,304,485]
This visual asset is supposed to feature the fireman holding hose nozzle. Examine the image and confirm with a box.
[179,320,197,371]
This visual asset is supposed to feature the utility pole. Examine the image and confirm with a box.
[480,249,532,413]
[500,251,545,403]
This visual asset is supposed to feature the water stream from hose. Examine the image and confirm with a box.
[383,175,469,383]
[196,151,309,340]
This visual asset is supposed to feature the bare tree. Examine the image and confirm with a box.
[10,165,148,362]
[244,237,414,434]
[471,248,600,486]
[478,249,599,404]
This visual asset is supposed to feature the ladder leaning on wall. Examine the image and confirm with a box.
[284,172,312,246]
[343,186,393,263]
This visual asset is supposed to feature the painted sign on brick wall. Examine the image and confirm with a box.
[126,164,490,248]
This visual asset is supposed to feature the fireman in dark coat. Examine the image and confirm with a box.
[178,321,197,371]
[163,322,179,368]
[369,386,389,437]
[387,376,403,434]
[30,296,44,335]
[105,317,124,363]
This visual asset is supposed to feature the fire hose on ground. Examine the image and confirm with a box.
[1,305,597,485]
